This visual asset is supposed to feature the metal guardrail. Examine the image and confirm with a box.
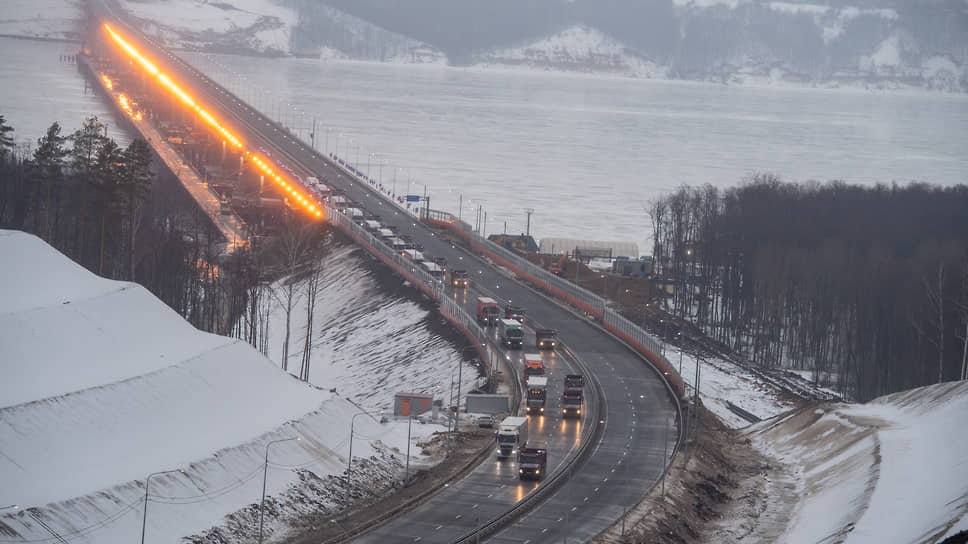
[453,340,605,543]
[422,209,685,397]
[322,201,493,380]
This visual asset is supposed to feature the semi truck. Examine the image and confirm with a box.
[523,354,545,384]
[496,416,528,459]
[535,329,557,350]
[499,318,524,349]
[477,297,501,326]
[562,389,584,419]
[451,269,469,288]
[525,376,548,415]
[518,447,547,480]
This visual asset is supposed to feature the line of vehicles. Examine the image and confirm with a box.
[336,198,581,483]
[332,199,475,286]
[493,361,585,481]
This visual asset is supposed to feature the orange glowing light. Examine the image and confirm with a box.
[104,23,243,150]
[103,23,324,220]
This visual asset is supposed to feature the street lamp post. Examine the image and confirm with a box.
[259,437,300,543]
[142,469,185,544]
[404,414,414,486]
[346,411,370,492]
[601,274,608,314]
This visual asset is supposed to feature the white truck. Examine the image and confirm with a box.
[525,376,549,415]
[495,416,529,459]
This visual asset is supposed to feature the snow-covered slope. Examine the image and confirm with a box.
[474,25,666,78]
[119,0,298,55]
[743,381,968,543]
[0,230,448,543]
[261,243,484,413]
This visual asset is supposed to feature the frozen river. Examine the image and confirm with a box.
[186,53,968,253]
[5,34,966,253]
[1,37,128,148]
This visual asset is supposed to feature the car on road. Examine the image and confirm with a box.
[477,416,494,428]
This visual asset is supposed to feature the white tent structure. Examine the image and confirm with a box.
[538,237,639,260]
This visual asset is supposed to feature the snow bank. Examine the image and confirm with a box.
[746,381,968,543]
[0,231,448,542]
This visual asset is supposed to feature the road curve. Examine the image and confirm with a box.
[88,5,681,540]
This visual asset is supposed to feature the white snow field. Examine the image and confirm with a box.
[740,380,968,543]
[258,242,485,414]
[0,230,448,543]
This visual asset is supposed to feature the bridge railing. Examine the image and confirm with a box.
[423,208,685,397]
[322,202,492,377]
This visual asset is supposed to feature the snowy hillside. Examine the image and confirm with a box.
[475,25,667,78]
[728,381,968,543]
[261,242,484,413]
[0,230,450,543]
[118,0,298,55]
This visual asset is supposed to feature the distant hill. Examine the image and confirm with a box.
[296,0,968,90]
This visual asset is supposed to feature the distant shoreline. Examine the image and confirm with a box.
[0,34,81,45]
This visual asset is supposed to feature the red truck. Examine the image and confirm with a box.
[523,353,545,385]
[476,297,500,326]
[518,447,547,480]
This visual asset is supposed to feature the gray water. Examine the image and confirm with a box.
[189,54,968,253]
[1,37,128,150]
[7,35,965,253]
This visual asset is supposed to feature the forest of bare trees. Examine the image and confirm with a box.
[651,176,968,401]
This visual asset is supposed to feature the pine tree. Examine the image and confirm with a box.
[0,115,15,159]
[70,116,109,264]
[28,123,69,243]
[119,139,154,280]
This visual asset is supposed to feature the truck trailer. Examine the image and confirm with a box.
[477,297,501,326]
[496,416,528,459]
[499,318,524,349]
[523,354,545,384]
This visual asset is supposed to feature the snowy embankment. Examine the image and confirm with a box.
[0,230,450,543]
[739,381,968,543]
[260,242,484,413]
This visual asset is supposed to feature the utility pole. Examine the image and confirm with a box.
[525,208,534,236]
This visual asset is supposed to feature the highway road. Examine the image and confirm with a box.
[91,7,681,541]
